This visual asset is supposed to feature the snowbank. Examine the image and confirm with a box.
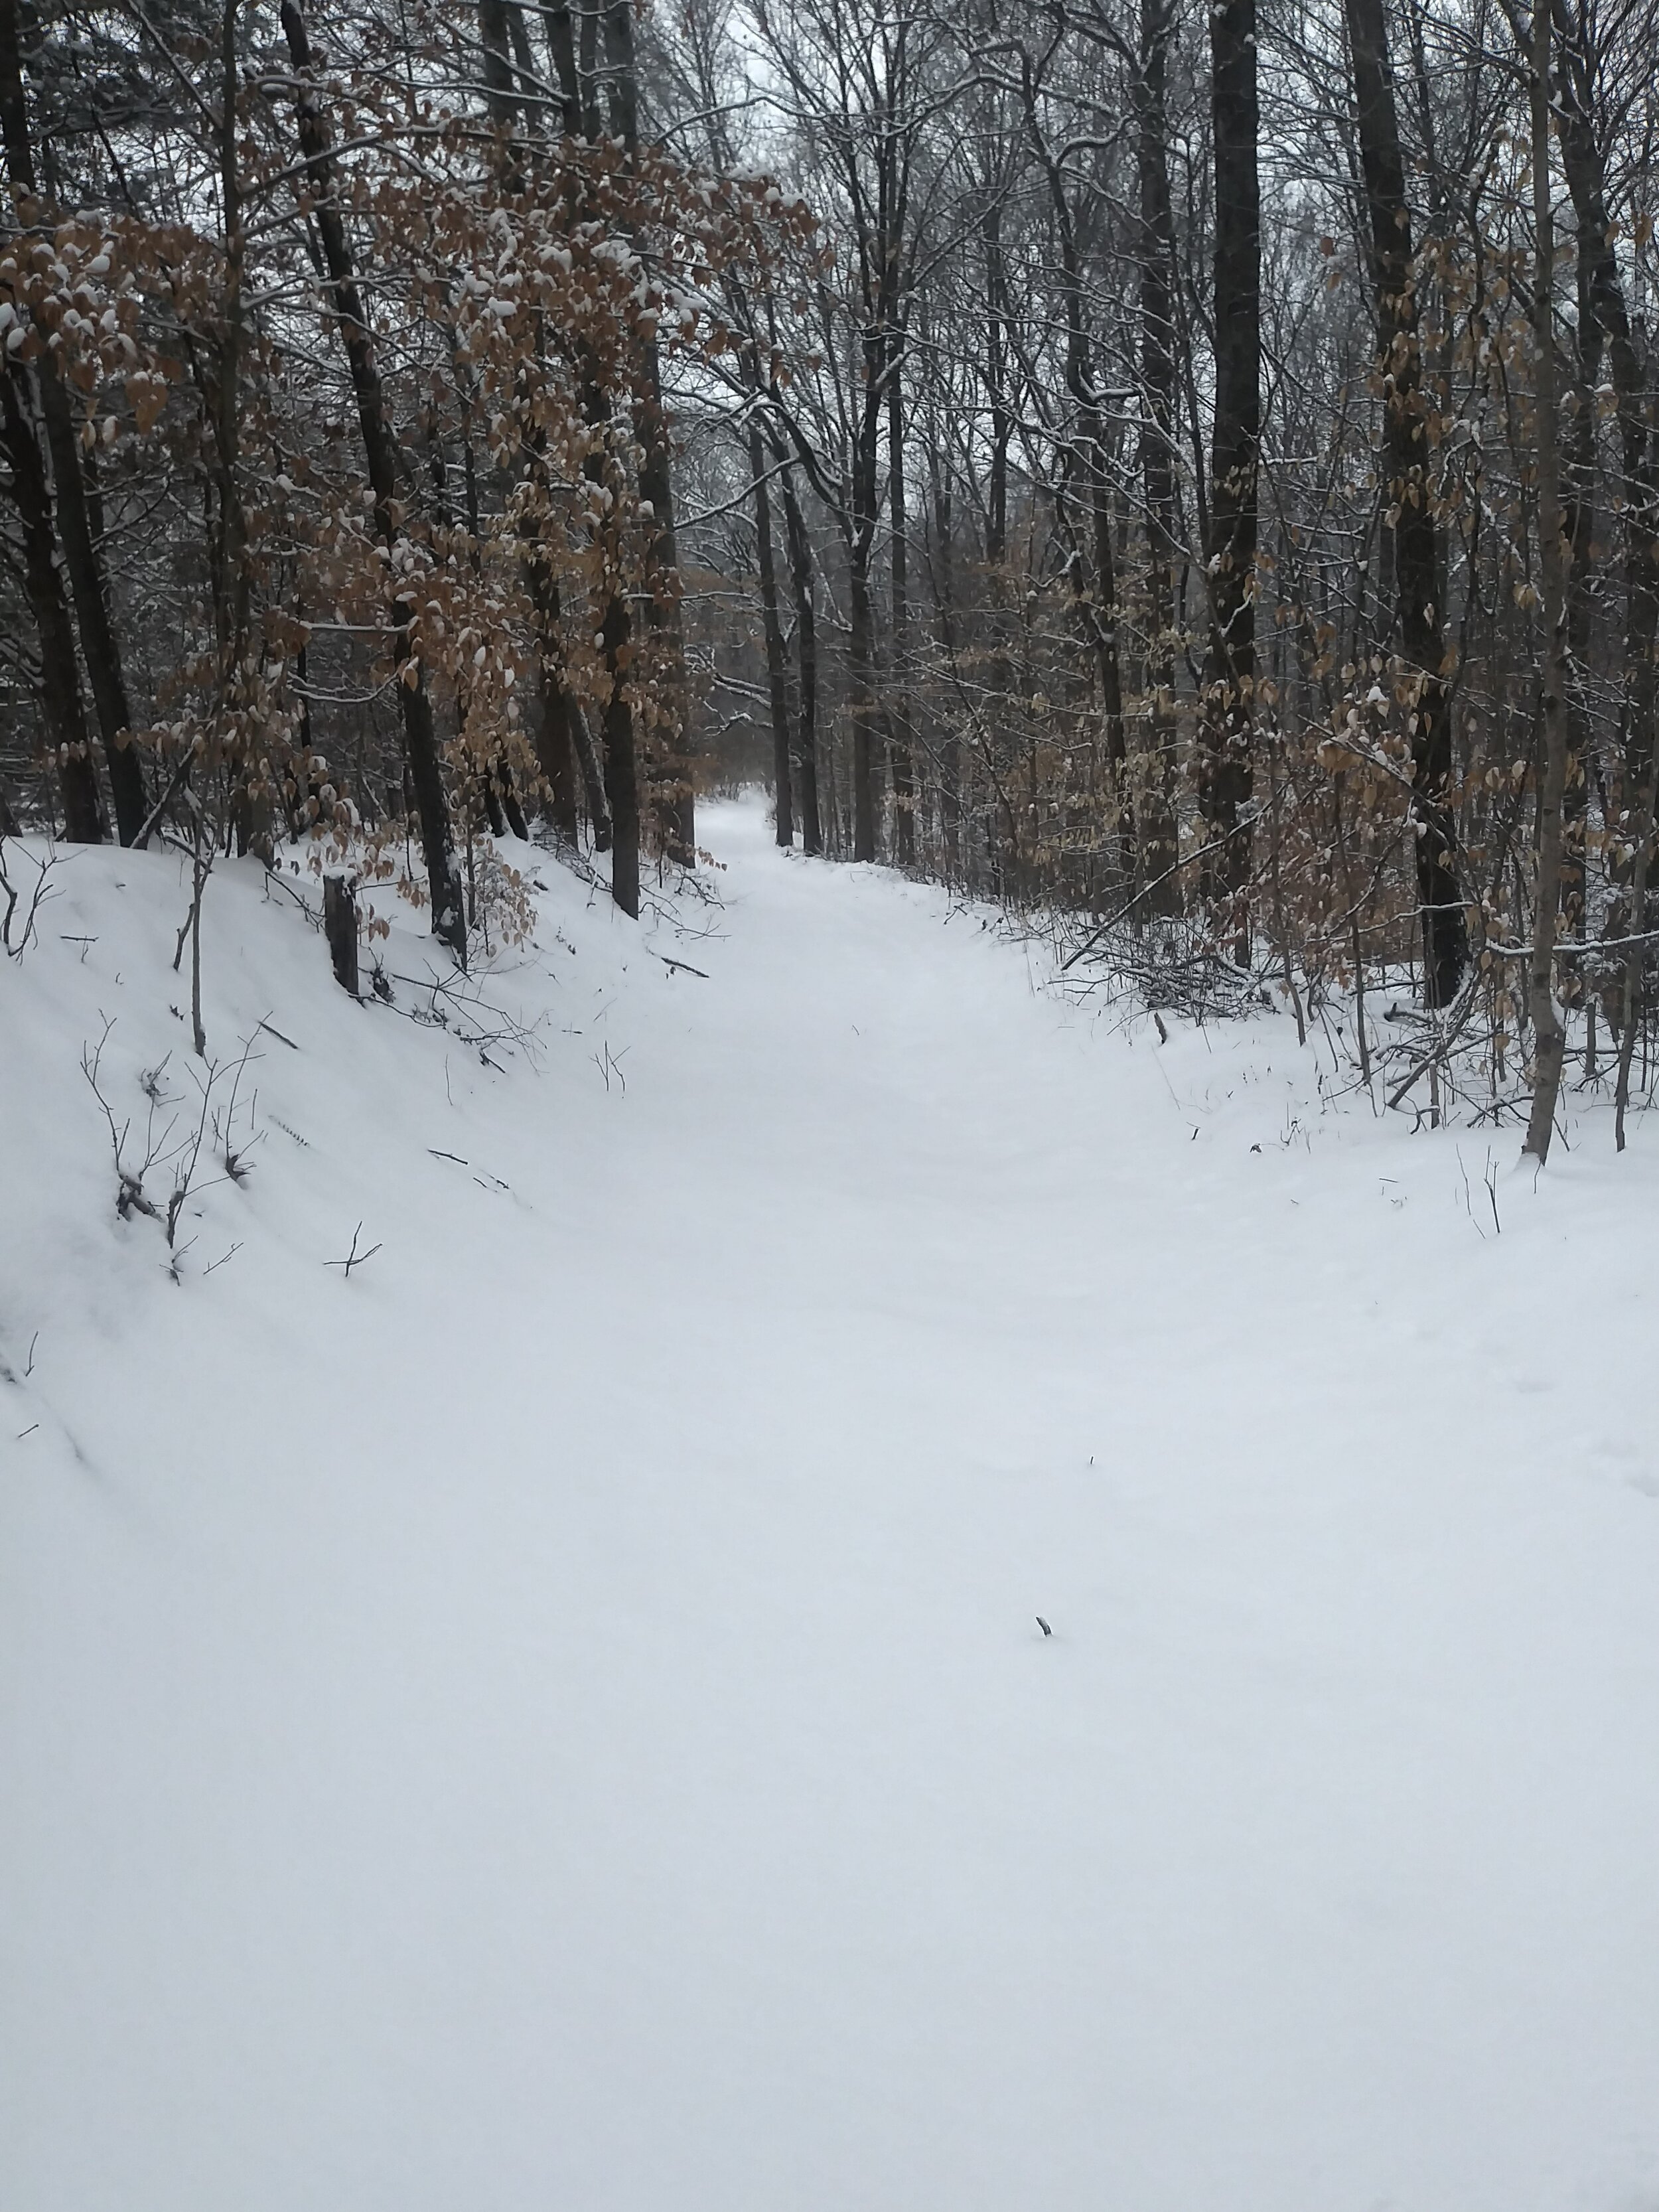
[3,800,1658,2212]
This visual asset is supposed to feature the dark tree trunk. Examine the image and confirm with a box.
[1200,0,1261,922]
[928,429,962,879]
[534,680,581,839]
[849,539,879,862]
[606,0,694,861]
[1344,0,1468,1004]
[1135,0,1182,913]
[751,423,794,845]
[280,0,466,961]
[599,586,640,914]
[531,569,583,840]
[1023,56,1126,872]
[498,764,529,840]
[546,0,638,915]
[1522,0,1571,1159]
[0,0,143,842]
[1554,0,1658,814]
[1559,240,1597,954]
[984,206,1011,565]
[478,0,519,120]
[323,873,360,994]
[1,368,105,841]
[887,341,916,868]
[567,696,612,849]
[779,461,822,854]
[543,0,584,135]
[578,0,602,140]
[1553,0,1659,1053]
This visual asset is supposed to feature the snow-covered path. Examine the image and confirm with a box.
[5,799,1659,2211]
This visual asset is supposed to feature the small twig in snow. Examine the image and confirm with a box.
[325,1223,382,1277]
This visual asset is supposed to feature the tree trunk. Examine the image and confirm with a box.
[1199,0,1260,924]
[1,366,105,840]
[779,460,822,853]
[1023,58,1126,872]
[0,0,143,841]
[928,430,962,880]
[1344,0,1468,1004]
[599,584,640,914]
[1135,0,1182,913]
[849,539,879,862]
[605,0,695,861]
[532,594,583,841]
[279,0,466,960]
[545,0,638,915]
[984,205,1011,565]
[1553,0,1659,936]
[887,339,915,868]
[323,873,359,994]
[1523,0,1571,1160]
[751,423,794,845]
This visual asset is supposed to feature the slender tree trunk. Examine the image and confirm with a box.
[779,460,822,853]
[1024,60,1126,875]
[1523,0,1571,1160]
[543,0,584,135]
[598,585,640,912]
[1,366,105,840]
[532,571,611,846]
[214,0,271,861]
[478,0,519,119]
[928,425,962,879]
[846,252,888,863]
[0,0,143,840]
[1200,0,1260,923]
[1559,240,1597,958]
[530,567,581,839]
[849,534,879,862]
[887,339,916,868]
[1135,0,1181,913]
[1554,0,1659,1056]
[751,422,794,844]
[605,0,695,861]
[1344,0,1468,1004]
[847,288,886,864]
[280,0,465,959]
[984,205,1010,565]
[578,0,602,140]
[541,0,636,910]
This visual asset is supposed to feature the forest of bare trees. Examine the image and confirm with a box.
[5,0,1659,1149]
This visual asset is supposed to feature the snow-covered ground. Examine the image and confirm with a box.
[3,796,1658,2212]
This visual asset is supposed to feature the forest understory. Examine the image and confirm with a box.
[3,796,1658,2212]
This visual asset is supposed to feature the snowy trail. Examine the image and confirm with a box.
[5,799,1659,2211]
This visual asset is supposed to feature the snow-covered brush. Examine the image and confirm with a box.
[80,1019,263,1270]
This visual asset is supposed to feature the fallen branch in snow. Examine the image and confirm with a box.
[381,967,543,1055]
[325,1223,382,1278]
[592,1040,628,1094]
[1384,978,1481,1114]
[1,838,60,958]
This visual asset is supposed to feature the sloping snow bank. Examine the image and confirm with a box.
[4,800,1658,2212]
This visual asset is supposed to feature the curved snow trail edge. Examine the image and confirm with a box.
[3,796,1658,2212]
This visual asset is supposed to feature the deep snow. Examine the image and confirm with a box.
[3,798,1658,2212]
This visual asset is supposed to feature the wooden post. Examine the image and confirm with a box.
[323,874,359,996]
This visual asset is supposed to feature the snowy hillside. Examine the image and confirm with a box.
[4,799,1659,2212]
